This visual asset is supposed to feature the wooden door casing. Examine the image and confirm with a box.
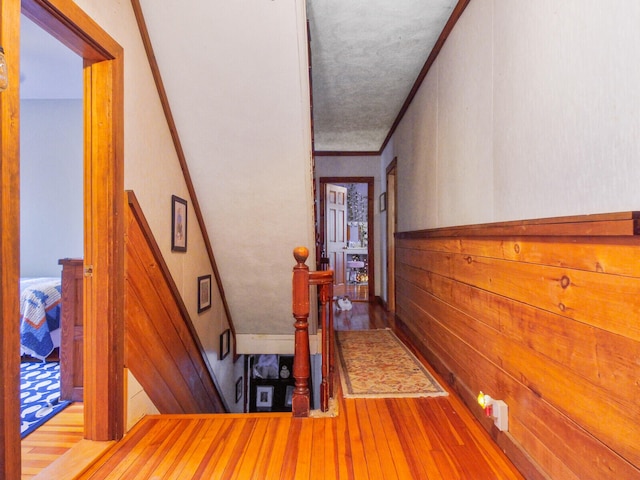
[319,177,375,303]
[386,158,397,312]
[0,4,124,477]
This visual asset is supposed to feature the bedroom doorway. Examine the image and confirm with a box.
[1,0,124,477]
[19,13,84,438]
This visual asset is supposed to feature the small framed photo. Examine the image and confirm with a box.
[171,195,187,252]
[197,275,212,313]
[219,328,231,360]
[379,192,387,212]
[285,385,294,408]
[256,385,274,409]
[235,377,243,403]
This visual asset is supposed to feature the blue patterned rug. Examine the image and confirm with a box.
[20,361,71,438]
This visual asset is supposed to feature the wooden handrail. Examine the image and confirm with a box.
[292,247,335,417]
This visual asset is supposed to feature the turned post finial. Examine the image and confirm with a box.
[293,246,309,264]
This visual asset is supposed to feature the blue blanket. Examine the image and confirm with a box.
[19,278,62,360]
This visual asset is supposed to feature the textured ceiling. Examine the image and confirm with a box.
[21,1,459,149]
[307,0,457,153]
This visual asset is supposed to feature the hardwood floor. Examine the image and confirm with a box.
[78,395,523,479]
[334,300,391,331]
[72,301,524,480]
[333,283,369,302]
[21,403,84,479]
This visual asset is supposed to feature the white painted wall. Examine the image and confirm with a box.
[389,0,640,231]
[71,0,241,413]
[20,99,83,277]
[71,0,315,411]
[138,0,316,344]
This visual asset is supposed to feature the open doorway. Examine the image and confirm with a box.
[319,177,374,303]
[1,1,124,476]
[19,13,84,438]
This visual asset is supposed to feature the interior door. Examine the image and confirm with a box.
[325,183,347,285]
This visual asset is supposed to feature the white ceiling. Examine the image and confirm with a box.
[307,0,457,152]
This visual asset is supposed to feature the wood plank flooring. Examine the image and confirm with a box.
[332,283,369,302]
[77,388,523,479]
[74,302,524,479]
[21,403,84,479]
[27,302,525,479]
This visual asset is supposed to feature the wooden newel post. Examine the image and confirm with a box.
[292,247,311,417]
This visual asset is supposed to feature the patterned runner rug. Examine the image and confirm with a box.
[336,329,448,398]
[20,361,71,438]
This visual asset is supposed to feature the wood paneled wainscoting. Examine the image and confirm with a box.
[395,212,640,480]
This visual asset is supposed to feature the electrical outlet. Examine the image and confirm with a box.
[492,400,508,431]
[478,391,509,432]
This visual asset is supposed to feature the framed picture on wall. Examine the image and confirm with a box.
[220,328,231,360]
[171,195,187,252]
[197,275,212,313]
[256,385,274,409]
[235,377,243,403]
[379,192,387,212]
[285,385,294,408]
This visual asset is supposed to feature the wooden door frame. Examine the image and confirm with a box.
[319,177,375,303]
[1,0,124,475]
[385,158,397,312]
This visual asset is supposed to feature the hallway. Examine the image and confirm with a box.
[333,299,392,331]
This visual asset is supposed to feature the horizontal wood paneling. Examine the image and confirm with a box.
[397,246,640,341]
[400,235,640,277]
[397,211,640,238]
[395,215,640,480]
[124,192,225,414]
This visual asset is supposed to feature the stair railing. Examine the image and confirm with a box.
[291,247,334,417]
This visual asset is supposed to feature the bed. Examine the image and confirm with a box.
[19,259,84,401]
[19,277,62,360]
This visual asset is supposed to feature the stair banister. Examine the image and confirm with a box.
[292,247,334,417]
[309,268,334,411]
[292,247,311,417]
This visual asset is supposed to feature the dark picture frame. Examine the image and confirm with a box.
[379,192,387,212]
[171,195,188,252]
[197,275,212,313]
[235,377,243,403]
[219,328,231,360]
[284,385,294,408]
[256,385,274,409]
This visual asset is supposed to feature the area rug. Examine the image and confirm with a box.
[336,329,448,398]
[20,361,71,438]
